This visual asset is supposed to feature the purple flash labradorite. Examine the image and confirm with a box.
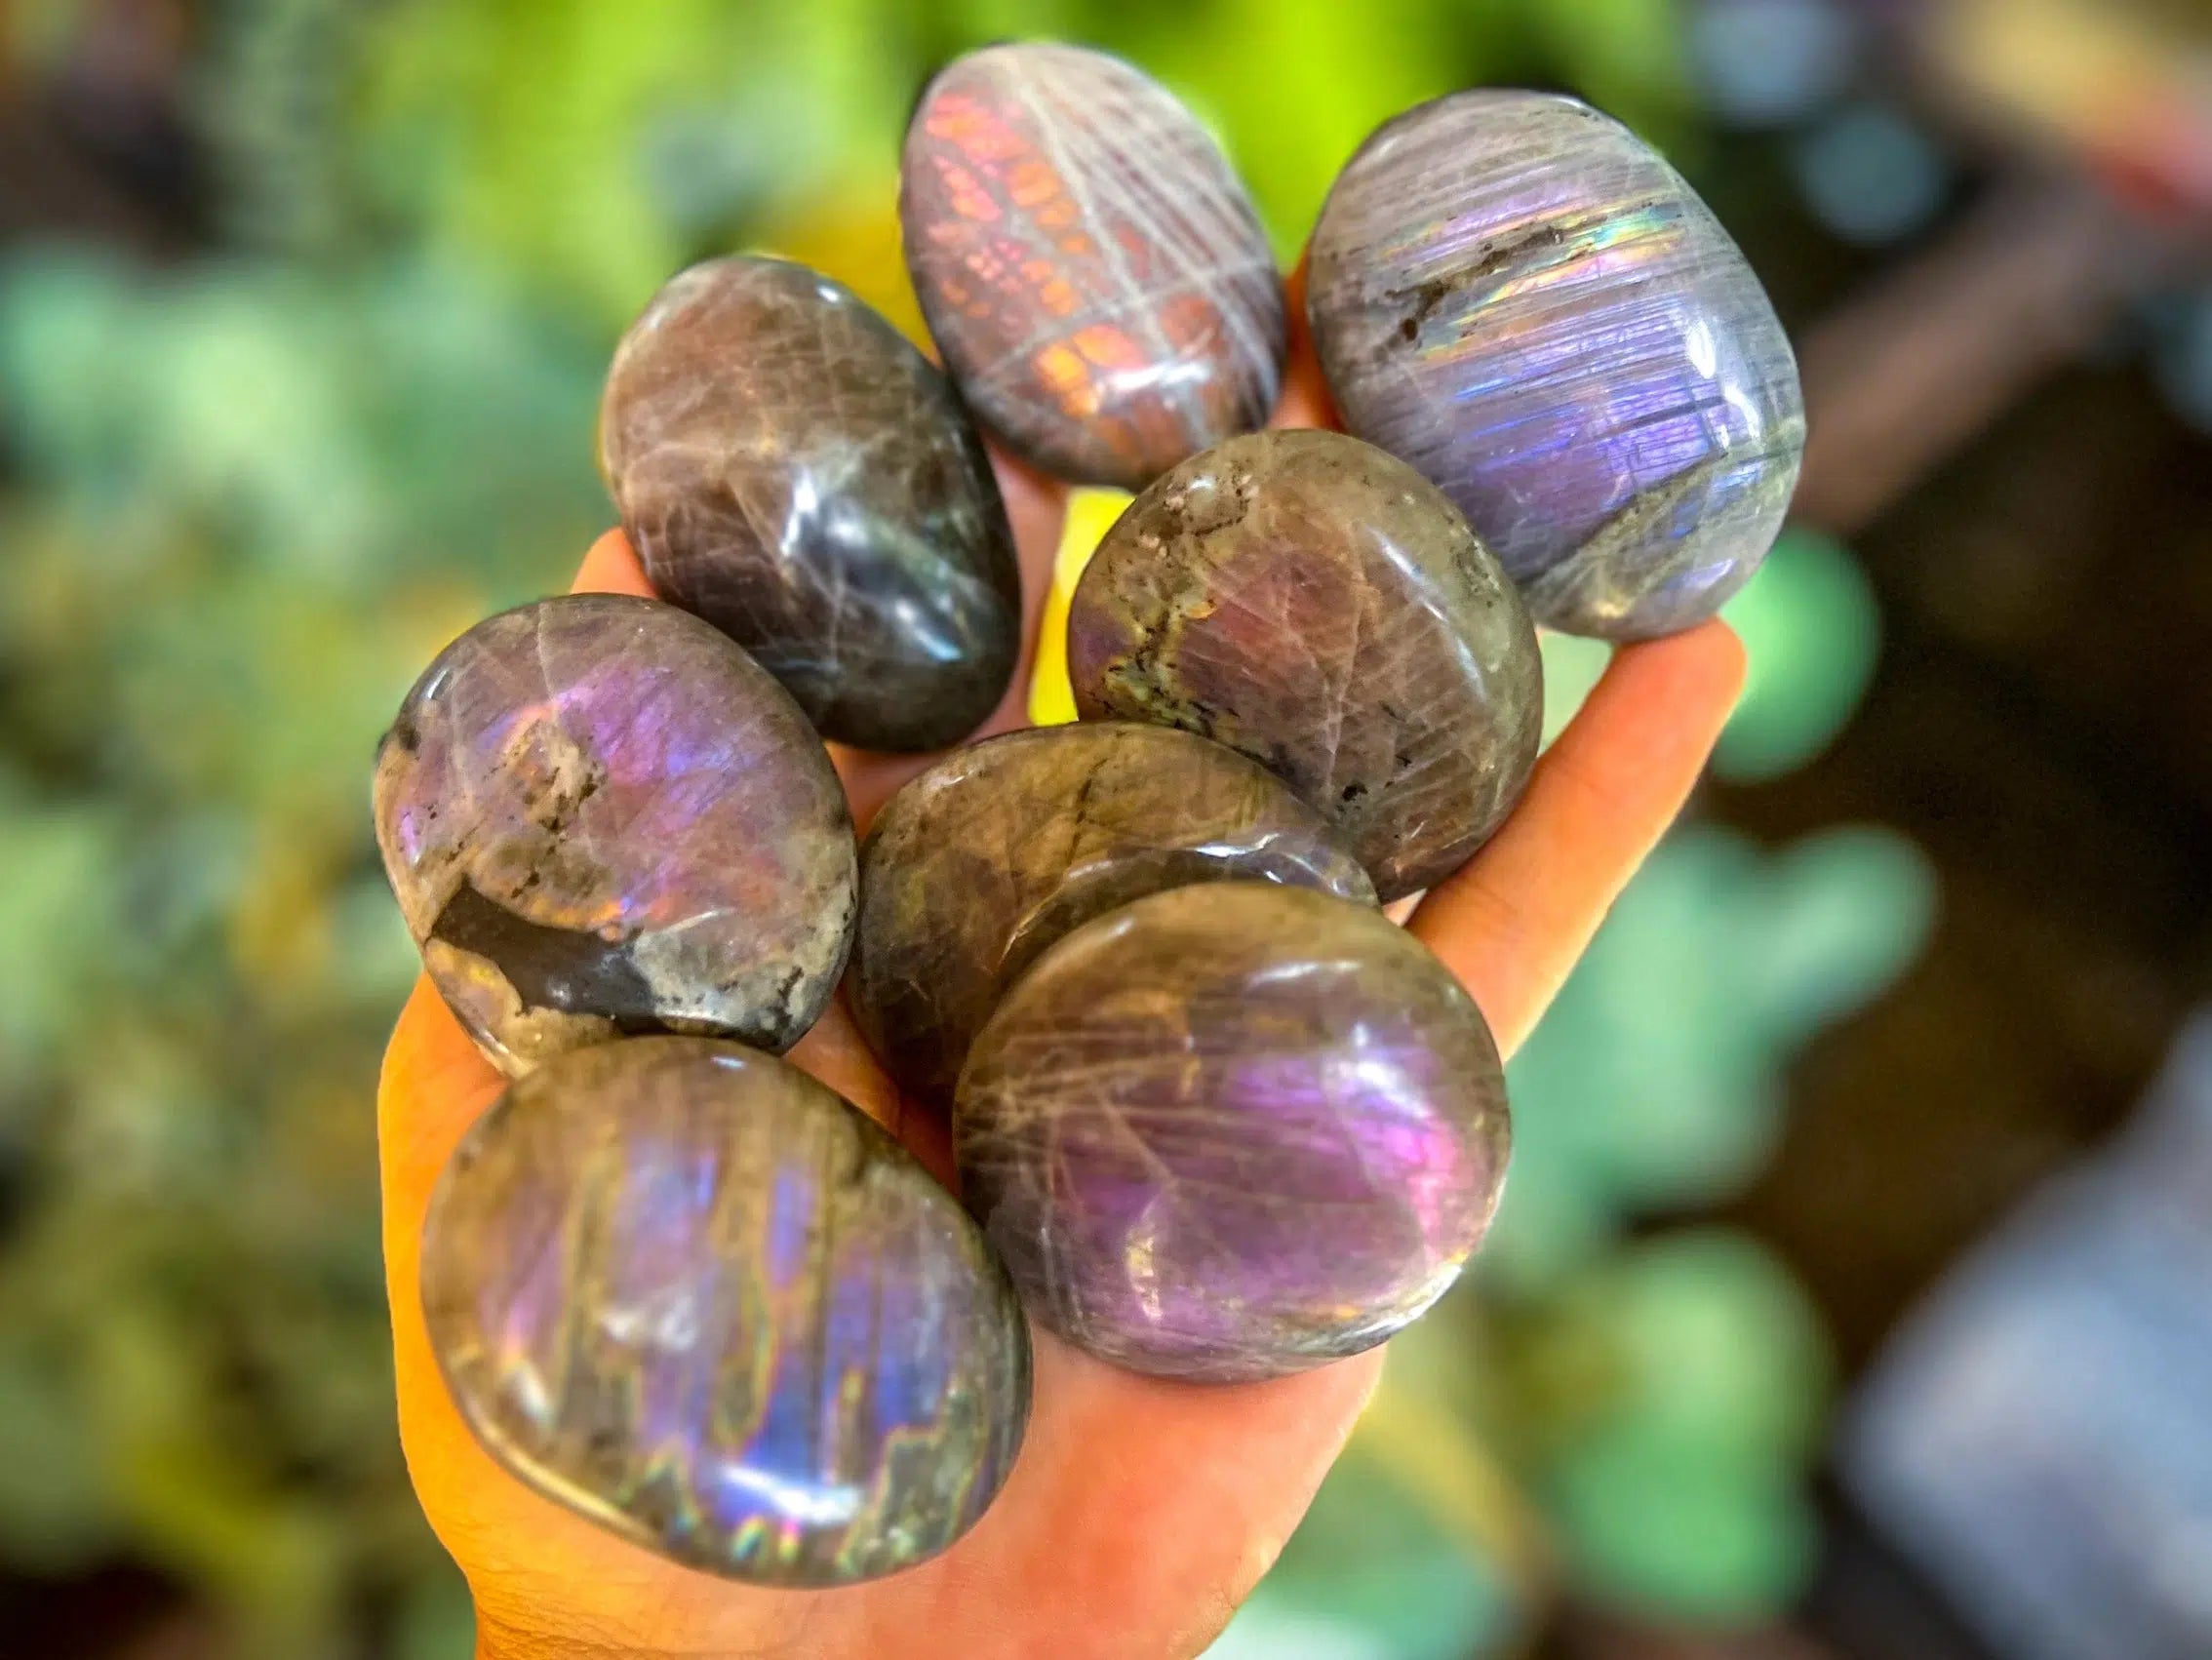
[1066,429,1542,901]
[850,723,1376,1107]
[373,595,855,1075]
[420,1039,1031,1585]
[1307,91,1805,639]
[901,42,1285,489]
[600,257,1021,752]
[957,884,1509,1382]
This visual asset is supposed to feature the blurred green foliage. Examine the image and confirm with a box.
[1496,822,1934,1282]
[0,1,1923,1655]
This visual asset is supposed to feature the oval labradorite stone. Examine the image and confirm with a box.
[957,884,1509,1383]
[1307,92,1805,640]
[421,1039,1032,1586]
[600,256,1021,752]
[373,594,855,1075]
[849,723,1375,1106]
[901,41,1285,490]
[1066,429,1541,901]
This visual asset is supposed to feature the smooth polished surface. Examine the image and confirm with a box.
[1308,91,1804,639]
[850,723,1375,1106]
[373,595,855,1075]
[901,42,1284,490]
[421,1039,1032,1586]
[1066,429,1542,900]
[958,884,1510,1382]
[600,256,1021,751]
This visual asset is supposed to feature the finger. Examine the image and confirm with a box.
[1273,257,1339,433]
[1274,253,1748,1054]
[1411,618,1749,1056]
[572,526,656,597]
[787,993,959,1186]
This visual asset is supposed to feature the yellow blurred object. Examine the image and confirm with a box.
[1350,1363,1556,1600]
[231,837,337,999]
[1929,0,2212,206]
[1029,487,1133,727]
[762,180,930,347]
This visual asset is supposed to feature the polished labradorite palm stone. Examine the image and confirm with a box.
[373,594,856,1077]
[1307,91,1804,639]
[958,884,1510,1382]
[600,257,1022,752]
[850,722,1376,1105]
[901,41,1284,489]
[420,1038,1032,1585]
[1066,429,1542,900]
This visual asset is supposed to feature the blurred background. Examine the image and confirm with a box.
[2,0,2209,1655]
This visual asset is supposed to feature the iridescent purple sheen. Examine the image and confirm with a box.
[420,1039,1031,1585]
[956,884,1509,1382]
[1307,91,1804,640]
[373,594,855,1075]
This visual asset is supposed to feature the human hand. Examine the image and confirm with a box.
[376,277,1747,1660]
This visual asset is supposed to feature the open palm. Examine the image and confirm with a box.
[377,293,1748,1660]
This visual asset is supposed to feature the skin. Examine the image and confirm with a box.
[378,271,1747,1660]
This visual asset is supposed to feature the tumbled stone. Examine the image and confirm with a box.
[850,723,1375,1106]
[421,1039,1031,1585]
[958,884,1508,1382]
[1307,91,1804,639]
[1066,429,1541,901]
[901,42,1284,490]
[373,594,855,1075]
[600,256,1021,752]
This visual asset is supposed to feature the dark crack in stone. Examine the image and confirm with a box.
[1306,91,1804,639]
[373,594,856,1075]
[425,880,671,1034]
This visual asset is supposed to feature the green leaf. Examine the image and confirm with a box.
[1215,1443,1519,1660]
[1718,530,1883,783]
[1526,0,1693,136]
[1537,1233,1831,1621]
[0,804,124,1089]
[393,1561,476,1660]
[0,1346,112,1570]
[1490,823,1933,1280]
[1750,827,1937,1036]
[1551,1443,1817,1624]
